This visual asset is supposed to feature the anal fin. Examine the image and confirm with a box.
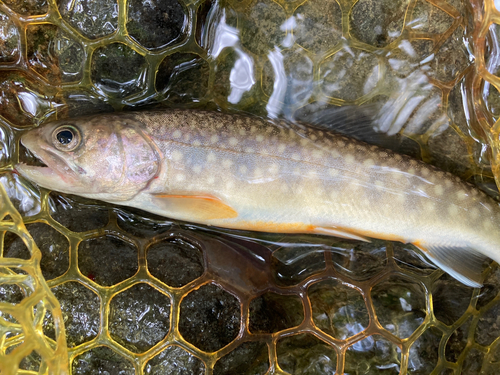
[313,226,371,242]
[151,194,238,220]
[414,242,489,288]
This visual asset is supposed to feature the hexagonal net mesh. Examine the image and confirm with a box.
[0,184,67,374]
[1,0,500,374]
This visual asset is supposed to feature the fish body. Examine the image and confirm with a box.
[16,109,500,287]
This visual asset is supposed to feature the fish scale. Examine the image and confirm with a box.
[16,108,500,287]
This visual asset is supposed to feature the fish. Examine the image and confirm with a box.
[14,108,500,287]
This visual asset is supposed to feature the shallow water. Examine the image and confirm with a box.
[1,0,500,374]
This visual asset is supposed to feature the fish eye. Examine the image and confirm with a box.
[52,125,81,152]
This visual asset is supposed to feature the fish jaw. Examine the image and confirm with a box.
[15,162,79,193]
[15,130,84,194]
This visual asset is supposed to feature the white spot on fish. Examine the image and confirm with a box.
[310,134,317,141]
[330,150,340,158]
[239,128,246,136]
[421,168,430,177]
[424,201,434,212]
[407,168,416,175]
[256,134,264,142]
[484,220,494,230]
[268,164,279,174]
[337,140,345,147]
[434,185,444,196]
[193,165,202,174]
[307,170,317,179]
[226,180,235,189]
[254,167,263,177]
[211,135,219,143]
[239,165,248,174]
[394,172,406,183]
[345,155,355,164]
[184,134,190,142]
[363,159,374,167]
[330,190,338,200]
[470,208,480,219]
[229,137,238,146]
[173,130,182,138]
[222,159,233,169]
[457,190,467,200]
[300,138,309,146]
[207,176,215,184]
[171,150,183,161]
[207,152,216,162]
[328,168,339,178]
[245,147,255,153]
[291,153,300,161]
[193,140,201,147]
[175,174,185,182]
[293,167,301,176]
[312,149,323,158]
[250,126,257,134]
[448,205,459,216]
[374,180,384,190]
[278,144,286,153]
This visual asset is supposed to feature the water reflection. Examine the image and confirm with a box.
[209,11,255,104]
[0,173,41,217]
[206,1,453,144]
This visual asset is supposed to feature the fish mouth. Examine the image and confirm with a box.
[14,134,78,191]
[15,146,64,185]
[18,141,50,168]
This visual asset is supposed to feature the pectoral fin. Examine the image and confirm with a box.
[313,226,370,242]
[151,194,238,220]
[414,242,488,288]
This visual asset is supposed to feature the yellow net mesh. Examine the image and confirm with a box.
[0,184,67,374]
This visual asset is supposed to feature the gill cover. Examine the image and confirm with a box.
[103,123,160,200]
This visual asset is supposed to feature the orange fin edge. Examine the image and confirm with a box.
[151,194,238,220]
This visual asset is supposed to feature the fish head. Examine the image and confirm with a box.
[15,114,160,201]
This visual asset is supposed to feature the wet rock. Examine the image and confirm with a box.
[249,292,303,333]
[147,237,204,287]
[78,236,138,286]
[109,283,171,353]
[179,283,240,352]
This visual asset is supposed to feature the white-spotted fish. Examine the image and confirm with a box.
[15,109,500,287]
